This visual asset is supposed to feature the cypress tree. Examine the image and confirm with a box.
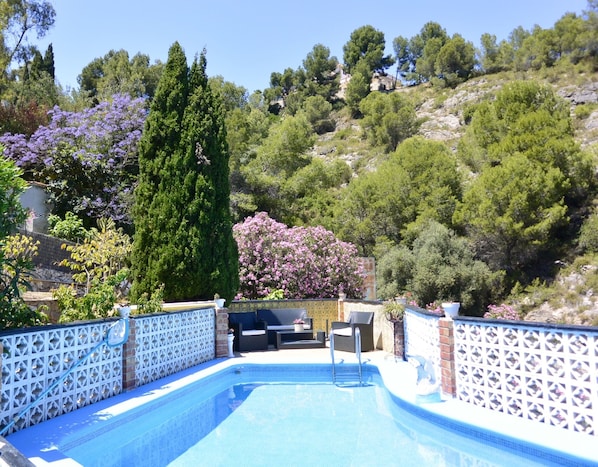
[43,44,55,79]
[130,43,238,302]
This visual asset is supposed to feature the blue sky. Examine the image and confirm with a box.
[38,0,588,93]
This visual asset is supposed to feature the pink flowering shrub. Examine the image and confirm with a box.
[425,301,444,314]
[234,212,365,299]
[483,304,521,320]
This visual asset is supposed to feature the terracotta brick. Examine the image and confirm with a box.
[439,334,454,345]
[440,351,453,361]
[439,326,451,337]
[438,318,456,397]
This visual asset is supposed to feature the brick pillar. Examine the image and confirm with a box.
[393,319,405,360]
[122,319,137,391]
[216,308,229,358]
[439,318,456,396]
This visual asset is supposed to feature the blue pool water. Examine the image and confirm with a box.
[6,362,595,466]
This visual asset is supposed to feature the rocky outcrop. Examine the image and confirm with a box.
[558,82,598,106]
[413,77,598,147]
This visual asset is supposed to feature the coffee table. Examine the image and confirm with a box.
[275,330,326,349]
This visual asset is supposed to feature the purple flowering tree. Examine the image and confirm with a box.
[0,94,147,228]
[234,212,365,299]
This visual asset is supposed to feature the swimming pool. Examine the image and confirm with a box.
[6,359,597,466]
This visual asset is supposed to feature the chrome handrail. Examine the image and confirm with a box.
[330,330,336,383]
[330,326,363,385]
[355,327,362,385]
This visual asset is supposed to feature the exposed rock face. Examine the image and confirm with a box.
[558,82,598,106]
[419,113,462,143]
[414,78,598,148]
[522,266,598,326]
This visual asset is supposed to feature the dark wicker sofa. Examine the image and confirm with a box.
[257,308,314,346]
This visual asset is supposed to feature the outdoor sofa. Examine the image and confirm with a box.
[256,308,313,346]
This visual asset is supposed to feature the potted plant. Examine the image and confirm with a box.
[293,318,305,332]
[425,301,444,315]
[383,300,406,360]
[395,296,407,305]
[383,301,405,322]
[214,293,225,309]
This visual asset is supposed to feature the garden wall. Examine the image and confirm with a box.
[17,229,72,273]
[403,307,598,437]
[4,298,596,440]
[0,305,216,436]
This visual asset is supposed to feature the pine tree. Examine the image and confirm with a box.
[130,43,238,302]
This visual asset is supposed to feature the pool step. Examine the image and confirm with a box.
[332,364,363,387]
[330,329,363,386]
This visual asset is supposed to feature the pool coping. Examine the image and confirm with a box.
[5,349,598,466]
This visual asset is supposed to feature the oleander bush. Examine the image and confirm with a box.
[234,212,365,299]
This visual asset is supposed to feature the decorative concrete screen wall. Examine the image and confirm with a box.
[0,307,216,435]
[454,318,598,436]
[404,308,441,379]
[0,321,123,434]
[134,308,215,387]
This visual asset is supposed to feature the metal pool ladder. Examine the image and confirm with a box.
[330,327,363,386]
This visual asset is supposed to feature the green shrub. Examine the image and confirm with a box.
[574,104,594,120]
[48,212,88,242]
[55,271,126,323]
[59,218,131,293]
[579,214,598,253]
[377,221,497,315]
[263,289,284,300]
[0,234,47,329]
[134,284,164,315]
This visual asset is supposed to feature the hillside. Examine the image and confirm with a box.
[314,69,598,165]
[23,69,598,326]
[312,68,598,326]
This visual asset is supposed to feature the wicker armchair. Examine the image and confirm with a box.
[330,311,374,352]
[228,312,268,352]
